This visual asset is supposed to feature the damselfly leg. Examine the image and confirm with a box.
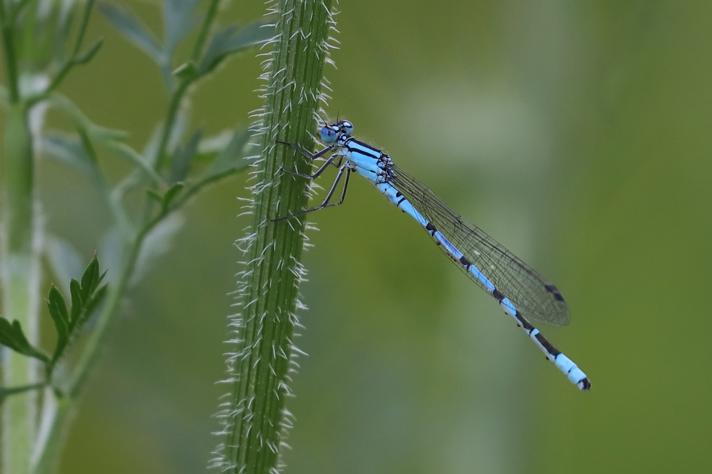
[272,163,351,222]
[277,140,339,179]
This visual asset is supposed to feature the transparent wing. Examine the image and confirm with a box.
[390,165,570,325]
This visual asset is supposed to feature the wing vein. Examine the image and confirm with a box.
[390,165,569,325]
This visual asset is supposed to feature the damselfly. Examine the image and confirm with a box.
[278,120,591,391]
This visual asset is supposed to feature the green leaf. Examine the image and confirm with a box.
[48,287,70,333]
[69,280,83,323]
[162,182,185,211]
[82,285,108,325]
[170,129,202,182]
[99,2,164,65]
[194,129,234,161]
[198,21,275,75]
[201,128,251,179]
[146,189,164,204]
[77,128,99,164]
[42,133,95,175]
[45,94,128,142]
[105,141,163,186]
[133,214,185,285]
[46,256,108,372]
[0,318,49,363]
[146,182,185,214]
[80,256,102,301]
[47,287,70,354]
[164,0,200,55]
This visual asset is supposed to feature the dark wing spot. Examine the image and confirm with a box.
[544,284,565,302]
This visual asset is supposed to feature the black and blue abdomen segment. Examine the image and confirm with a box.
[374,181,590,390]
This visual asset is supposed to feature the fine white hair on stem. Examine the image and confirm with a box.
[209,1,340,472]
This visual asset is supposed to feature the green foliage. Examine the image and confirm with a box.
[163,0,201,56]
[0,319,48,364]
[198,22,275,75]
[97,2,164,65]
[14,0,106,105]
[100,0,273,87]
[46,257,108,375]
[0,256,107,383]
[0,0,270,471]
[147,182,185,214]
[199,129,251,179]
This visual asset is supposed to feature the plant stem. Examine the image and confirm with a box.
[153,80,189,171]
[0,2,20,101]
[154,0,221,172]
[1,4,41,472]
[32,3,234,469]
[32,217,154,473]
[32,165,237,471]
[191,0,220,61]
[210,1,337,473]
[1,100,40,474]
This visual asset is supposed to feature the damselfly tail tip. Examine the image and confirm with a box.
[578,378,591,391]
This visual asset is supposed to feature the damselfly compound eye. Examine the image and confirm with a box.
[319,125,338,144]
[340,120,353,136]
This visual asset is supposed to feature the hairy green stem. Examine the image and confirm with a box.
[211,1,337,473]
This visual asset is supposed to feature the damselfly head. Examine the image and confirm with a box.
[319,119,354,144]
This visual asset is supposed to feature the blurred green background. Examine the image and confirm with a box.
[13,0,712,473]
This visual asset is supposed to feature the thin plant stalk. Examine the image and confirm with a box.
[1,4,41,473]
[210,1,338,473]
[1,63,40,474]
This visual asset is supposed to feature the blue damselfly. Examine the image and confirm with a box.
[278,120,591,390]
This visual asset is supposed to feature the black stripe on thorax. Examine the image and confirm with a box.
[345,138,382,159]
